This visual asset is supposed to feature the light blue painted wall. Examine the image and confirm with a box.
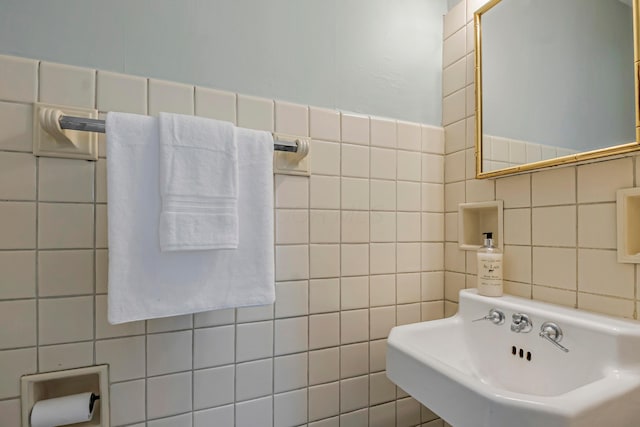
[0,0,447,125]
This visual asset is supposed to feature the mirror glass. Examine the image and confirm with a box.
[477,0,637,176]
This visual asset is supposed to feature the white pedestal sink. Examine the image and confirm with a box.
[387,289,640,427]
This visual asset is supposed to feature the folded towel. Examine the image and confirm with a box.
[158,112,238,251]
[106,112,275,324]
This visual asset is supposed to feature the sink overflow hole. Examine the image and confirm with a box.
[511,346,533,362]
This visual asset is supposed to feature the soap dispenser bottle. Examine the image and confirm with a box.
[477,232,503,297]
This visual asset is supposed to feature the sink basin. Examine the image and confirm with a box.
[387,289,640,427]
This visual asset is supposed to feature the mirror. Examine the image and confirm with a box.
[475,0,640,178]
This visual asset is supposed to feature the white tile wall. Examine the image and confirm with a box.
[0,53,445,426]
[442,0,640,325]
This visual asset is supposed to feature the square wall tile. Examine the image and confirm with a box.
[309,244,339,279]
[532,247,576,290]
[110,380,146,426]
[238,94,274,132]
[340,375,369,412]
[578,203,616,249]
[0,300,36,349]
[275,174,308,208]
[0,102,33,152]
[342,177,369,210]
[274,316,308,355]
[341,309,369,344]
[371,117,397,148]
[194,325,235,369]
[275,101,308,136]
[0,348,37,399]
[341,342,369,378]
[0,54,38,103]
[342,211,369,243]
[274,352,308,392]
[38,250,93,296]
[496,174,531,208]
[503,245,532,284]
[310,107,340,142]
[0,152,35,200]
[310,140,340,176]
[309,313,340,349]
[370,274,396,307]
[422,125,445,154]
[310,175,340,209]
[236,359,273,401]
[236,396,273,427]
[276,209,308,245]
[147,314,192,333]
[193,366,234,410]
[148,79,194,115]
[398,151,422,182]
[275,281,308,318]
[532,285,576,308]
[532,167,575,206]
[0,251,35,299]
[445,120,465,154]
[422,154,444,184]
[194,405,234,427]
[0,202,36,249]
[96,336,146,382]
[578,293,634,319]
[444,0,466,38]
[370,180,396,211]
[370,243,395,275]
[39,62,95,108]
[39,157,94,202]
[341,244,369,277]
[370,306,396,339]
[276,245,309,281]
[397,121,422,151]
[369,371,396,405]
[503,208,531,245]
[236,321,273,362]
[274,389,307,427]
[371,148,397,180]
[341,276,369,310]
[532,206,576,247]
[194,308,235,328]
[371,211,396,242]
[443,58,466,97]
[309,382,340,421]
[38,296,93,345]
[445,151,465,183]
[309,278,340,314]
[195,87,236,123]
[342,143,370,178]
[422,271,444,301]
[397,181,421,212]
[442,89,465,126]
[147,372,192,419]
[341,113,369,145]
[309,347,339,385]
[577,158,633,203]
[147,330,192,376]
[310,210,340,243]
[422,183,444,212]
[38,203,93,249]
[97,70,148,114]
[0,399,20,427]
[578,249,634,298]
[422,242,444,271]
[39,341,93,372]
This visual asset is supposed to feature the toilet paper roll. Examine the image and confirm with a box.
[30,392,96,427]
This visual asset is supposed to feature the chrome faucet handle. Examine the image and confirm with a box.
[472,308,505,325]
[539,322,569,353]
[510,313,532,333]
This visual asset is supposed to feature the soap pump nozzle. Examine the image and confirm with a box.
[482,232,494,248]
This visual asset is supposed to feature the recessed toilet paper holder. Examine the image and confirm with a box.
[21,365,109,427]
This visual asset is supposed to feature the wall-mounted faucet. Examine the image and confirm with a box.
[473,308,505,325]
[510,313,532,333]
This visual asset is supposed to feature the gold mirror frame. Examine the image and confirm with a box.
[475,0,640,179]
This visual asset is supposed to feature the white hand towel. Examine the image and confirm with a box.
[158,112,239,251]
[106,112,275,324]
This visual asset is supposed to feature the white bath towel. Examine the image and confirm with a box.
[158,113,238,251]
[106,112,275,324]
